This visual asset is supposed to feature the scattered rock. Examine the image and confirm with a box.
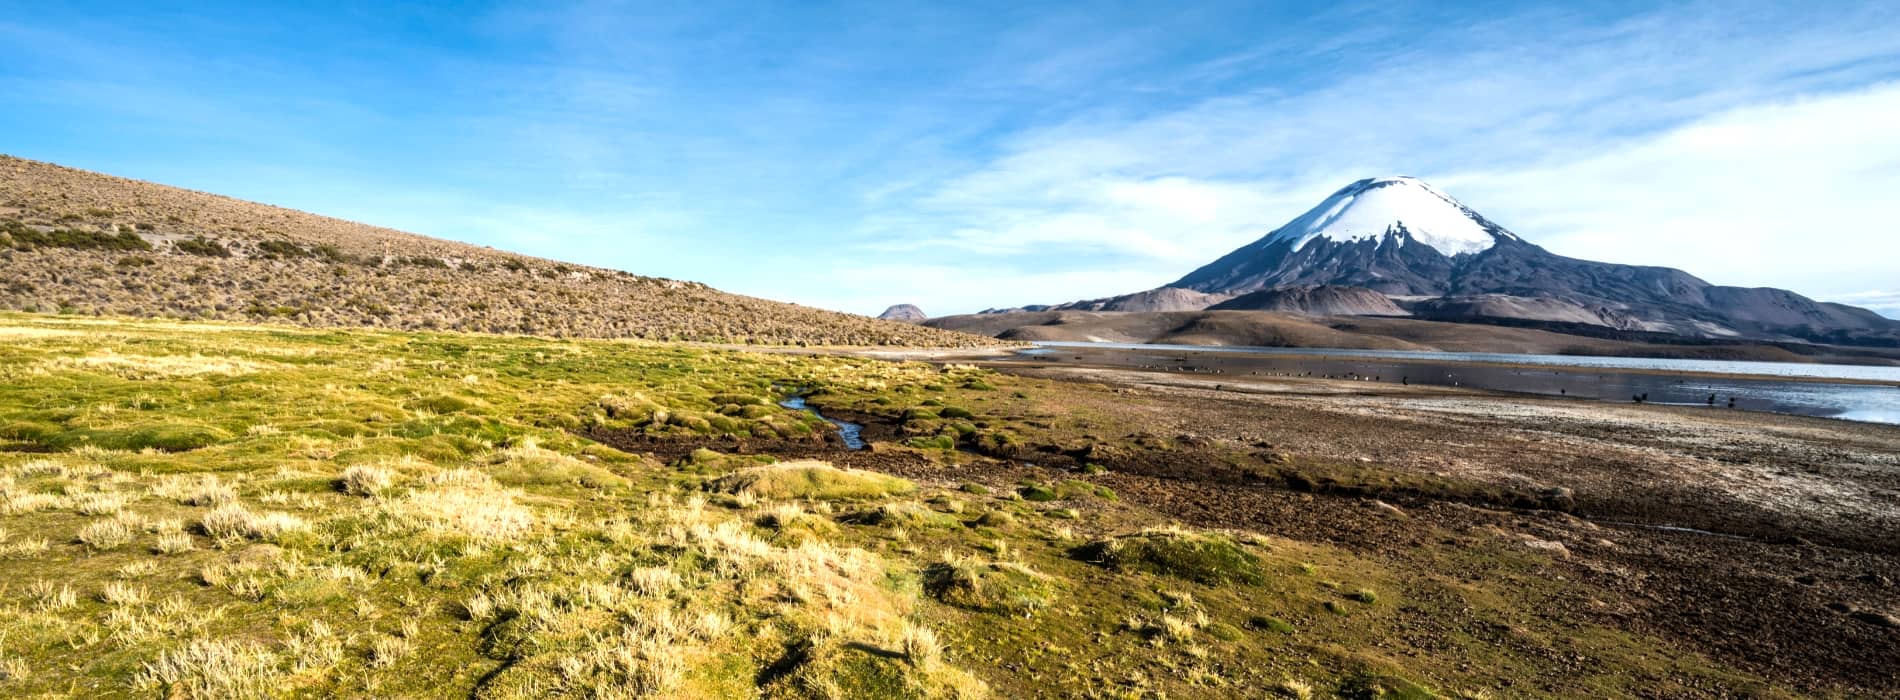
[1175,433,1211,447]
[1521,537,1571,559]
[1851,610,1900,628]
[1537,486,1576,510]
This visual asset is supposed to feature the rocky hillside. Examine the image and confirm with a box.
[0,156,995,346]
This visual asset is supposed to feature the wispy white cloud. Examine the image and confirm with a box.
[851,2,1900,315]
[1444,82,1900,302]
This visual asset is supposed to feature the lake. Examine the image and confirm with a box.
[1016,341,1900,426]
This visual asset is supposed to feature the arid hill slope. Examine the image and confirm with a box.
[0,155,994,346]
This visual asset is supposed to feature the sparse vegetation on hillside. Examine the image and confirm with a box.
[0,155,997,347]
[0,313,1836,698]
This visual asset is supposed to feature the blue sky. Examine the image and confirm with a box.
[4,0,1899,317]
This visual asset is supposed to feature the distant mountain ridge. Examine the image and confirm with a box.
[877,304,927,322]
[978,176,1898,347]
[0,155,996,347]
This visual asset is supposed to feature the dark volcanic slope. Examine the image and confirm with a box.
[1208,285,1406,316]
[0,155,996,346]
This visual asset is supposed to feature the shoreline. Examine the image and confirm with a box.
[1014,341,1900,386]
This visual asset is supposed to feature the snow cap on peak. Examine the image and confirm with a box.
[1265,176,1514,256]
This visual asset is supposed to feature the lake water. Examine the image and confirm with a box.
[1017,341,1900,426]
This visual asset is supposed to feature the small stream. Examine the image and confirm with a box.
[779,395,866,450]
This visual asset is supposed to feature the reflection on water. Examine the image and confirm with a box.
[1019,342,1900,426]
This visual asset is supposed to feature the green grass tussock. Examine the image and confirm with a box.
[923,557,1061,615]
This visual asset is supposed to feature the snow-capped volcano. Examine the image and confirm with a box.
[1153,175,1900,343]
[1265,176,1516,257]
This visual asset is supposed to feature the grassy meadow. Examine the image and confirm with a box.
[0,313,1794,698]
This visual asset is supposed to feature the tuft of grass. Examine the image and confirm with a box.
[486,439,628,489]
[1276,678,1316,699]
[71,492,127,516]
[136,639,283,698]
[156,475,238,507]
[78,518,136,550]
[100,581,148,606]
[1249,616,1297,634]
[710,460,915,500]
[383,471,535,541]
[199,503,309,542]
[153,532,196,555]
[337,464,394,496]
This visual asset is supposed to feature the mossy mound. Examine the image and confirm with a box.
[1020,480,1114,502]
[1072,529,1266,586]
[486,442,628,488]
[923,559,1060,615]
[905,434,957,450]
[72,422,233,452]
[711,460,916,500]
[410,394,481,414]
[843,501,960,529]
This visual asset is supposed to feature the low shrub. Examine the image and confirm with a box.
[173,236,231,257]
